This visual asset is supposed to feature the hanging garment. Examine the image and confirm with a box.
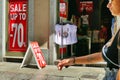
[54,24,77,45]
[81,15,89,25]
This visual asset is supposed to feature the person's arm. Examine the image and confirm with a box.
[75,52,104,64]
[57,52,104,70]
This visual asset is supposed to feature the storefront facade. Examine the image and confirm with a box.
[0,0,2,61]
[0,0,120,65]
[0,0,57,65]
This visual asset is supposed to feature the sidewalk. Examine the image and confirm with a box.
[0,62,106,80]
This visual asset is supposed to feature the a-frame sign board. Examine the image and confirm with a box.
[20,41,47,69]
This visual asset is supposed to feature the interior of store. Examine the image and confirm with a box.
[55,0,114,59]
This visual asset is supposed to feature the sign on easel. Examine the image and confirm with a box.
[20,41,47,69]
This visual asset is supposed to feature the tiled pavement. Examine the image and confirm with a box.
[0,62,106,80]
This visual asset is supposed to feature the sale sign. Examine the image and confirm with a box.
[20,41,47,69]
[30,42,46,68]
[80,1,93,13]
[8,0,28,52]
[59,0,67,18]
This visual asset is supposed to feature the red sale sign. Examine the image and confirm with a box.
[8,0,28,52]
[59,0,67,18]
[30,42,46,68]
[80,1,93,13]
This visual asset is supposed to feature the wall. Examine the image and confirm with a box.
[34,0,50,64]
[0,0,2,61]
[34,0,50,49]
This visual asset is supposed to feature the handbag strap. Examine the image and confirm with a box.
[118,30,120,67]
[102,29,120,67]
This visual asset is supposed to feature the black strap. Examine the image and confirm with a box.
[102,29,120,68]
[117,30,120,67]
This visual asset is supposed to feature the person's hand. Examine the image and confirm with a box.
[57,58,74,70]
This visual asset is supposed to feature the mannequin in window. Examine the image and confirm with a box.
[80,8,89,35]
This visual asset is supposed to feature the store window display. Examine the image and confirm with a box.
[56,0,103,58]
[57,0,120,79]
[80,8,89,35]
[99,25,108,43]
[55,23,77,45]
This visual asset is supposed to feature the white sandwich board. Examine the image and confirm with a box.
[20,41,47,69]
